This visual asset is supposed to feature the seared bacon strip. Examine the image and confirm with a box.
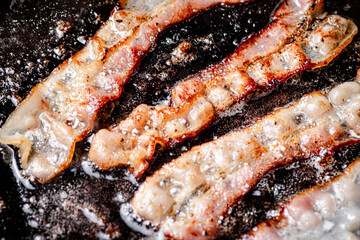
[132,70,360,239]
[90,0,357,177]
[241,158,360,240]
[0,0,254,181]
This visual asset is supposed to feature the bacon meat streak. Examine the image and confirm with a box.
[241,158,360,240]
[132,70,360,239]
[90,0,357,177]
[0,0,254,181]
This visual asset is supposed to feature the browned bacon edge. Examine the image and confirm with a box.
[131,70,360,239]
[90,0,357,178]
[240,157,360,240]
[0,0,253,182]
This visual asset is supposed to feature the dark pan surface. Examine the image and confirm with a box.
[0,0,359,239]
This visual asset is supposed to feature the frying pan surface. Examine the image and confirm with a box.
[0,0,359,239]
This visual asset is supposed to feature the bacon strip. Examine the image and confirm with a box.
[131,70,360,239]
[241,157,360,240]
[0,0,254,182]
[90,0,357,177]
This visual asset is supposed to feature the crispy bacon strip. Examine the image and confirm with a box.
[241,158,360,240]
[0,0,254,181]
[131,70,360,239]
[90,0,357,177]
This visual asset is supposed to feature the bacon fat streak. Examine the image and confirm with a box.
[0,0,253,181]
[90,0,357,177]
[132,70,360,239]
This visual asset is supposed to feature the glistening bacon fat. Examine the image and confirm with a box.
[90,0,357,177]
[0,0,254,182]
[241,157,360,240]
[131,69,360,239]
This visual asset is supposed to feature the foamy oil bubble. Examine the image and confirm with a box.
[120,202,156,237]
[0,143,35,190]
